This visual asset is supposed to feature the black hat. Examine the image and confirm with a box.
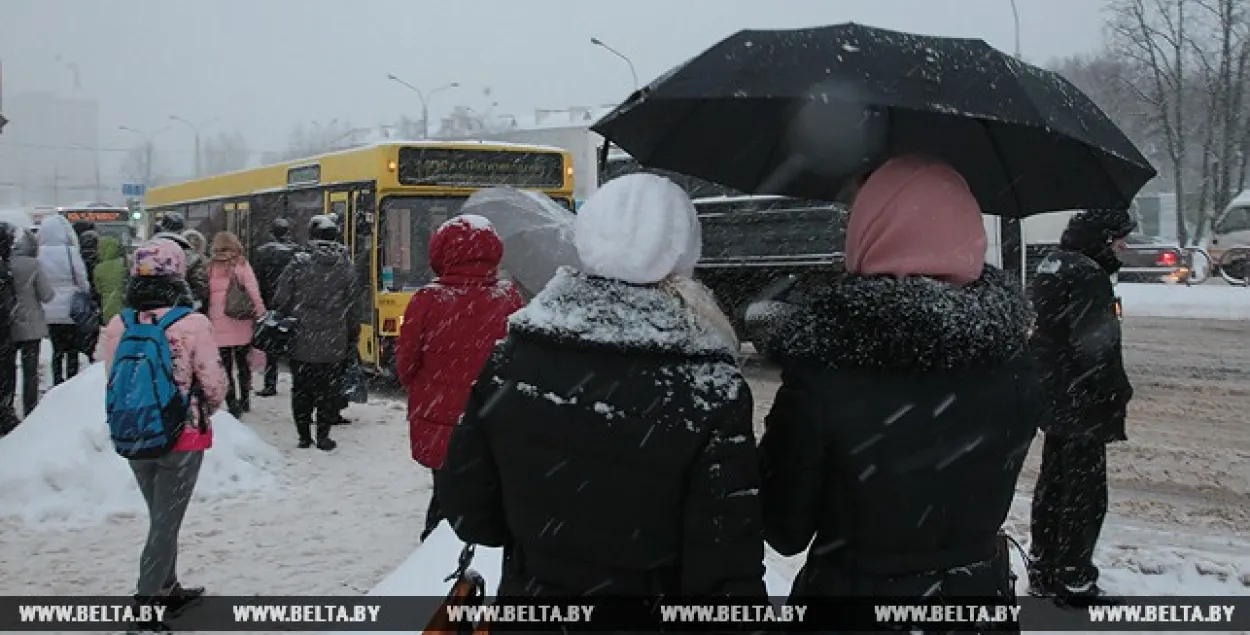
[158,211,186,233]
[271,217,291,237]
[1068,208,1137,241]
[309,214,338,241]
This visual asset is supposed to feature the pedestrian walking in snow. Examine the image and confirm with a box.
[94,235,128,325]
[437,174,766,599]
[37,215,92,385]
[273,216,358,451]
[1,226,54,430]
[152,213,210,312]
[182,229,207,260]
[758,155,1037,608]
[251,218,298,397]
[100,238,227,630]
[1028,208,1136,604]
[395,214,525,542]
[207,231,265,418]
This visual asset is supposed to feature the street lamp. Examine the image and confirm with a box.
[590,37,639,91]
[169,116,220,178]
[119,125,170,188]
[1009,0,1022,59]
[385,74,460,139]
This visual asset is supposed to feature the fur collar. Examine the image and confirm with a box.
[771,266,1034,372]
[509,268,737,359]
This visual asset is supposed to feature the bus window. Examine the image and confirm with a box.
[379,195,465,291]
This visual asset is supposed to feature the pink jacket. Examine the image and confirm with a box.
[102,308,229,452]
[207,259,266,347]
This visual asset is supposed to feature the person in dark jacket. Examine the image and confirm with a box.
[272,215,358,451]
[437,174,765,600]
[395,214,525,541]
[251,218,297,397]
[1028,208,1136,604]
[72,222,101,362]
[760,155,1037,608]
[152,212,210,312]
[2,227,54,431]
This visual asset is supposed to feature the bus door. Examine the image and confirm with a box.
[350,189,379,367]
[224,201,251,255]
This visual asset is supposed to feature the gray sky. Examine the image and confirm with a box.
[2,0,1107,170]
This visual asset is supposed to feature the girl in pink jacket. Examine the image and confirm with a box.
[206,231,265,418]
[100,238,227,622]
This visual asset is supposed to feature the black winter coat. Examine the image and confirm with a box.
[1030,247,1132,442]
[437,269,767,599]
[760,266,1038,599]
[252,236,298,304]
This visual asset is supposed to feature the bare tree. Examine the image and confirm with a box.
[284,120,357,160]
[202,130,251,175]
[1108,0,1194,244]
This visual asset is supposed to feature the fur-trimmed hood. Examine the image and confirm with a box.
[771,266,1034,372]
[509,267,737,358]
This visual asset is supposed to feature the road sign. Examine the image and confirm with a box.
[121,183,146,198]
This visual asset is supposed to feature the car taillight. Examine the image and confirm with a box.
[1156,251,1179,267]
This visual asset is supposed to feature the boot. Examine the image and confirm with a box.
[256,386,277,397]
[159,583,205,617]
[296,420,314,449]
[239,396,251,413]
[128,596,171,633]
[226,392,241,418]
[315,423,337,451]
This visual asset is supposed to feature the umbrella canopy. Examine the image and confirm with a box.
[592,22,1157,218]
[460,187,579,297]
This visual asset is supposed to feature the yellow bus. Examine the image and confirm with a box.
[145,140,576,373]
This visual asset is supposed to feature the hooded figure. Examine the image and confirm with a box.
[182,229,208,258]
[206,231,265,417]
[395,214,525,540]
[100,238,226,629]
[758,155,1037,610]
[152,212,210,312]
[1027,208,1135,603]
[3,228,54,426]
[93,235,128,324]
[436,174,765,599]
[251,218,298,397]
[36,215,92,384]
[272,215,359,450]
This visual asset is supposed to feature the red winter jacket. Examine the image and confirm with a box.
[397,217,525,469]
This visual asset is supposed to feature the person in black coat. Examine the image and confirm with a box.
[760,155,1037,610]
[437,174,766,602]
[250,218,298,397]
[1027,208,1136,603]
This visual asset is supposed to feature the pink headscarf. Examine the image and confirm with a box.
[845,154,987,286]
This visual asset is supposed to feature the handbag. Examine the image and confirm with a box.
[252,311,298,356]
[423,544,490,635]
[67,247,100,335]
[223,266,257,320]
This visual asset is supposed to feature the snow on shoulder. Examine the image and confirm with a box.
[510,267,735,358]
[0,365,282,527]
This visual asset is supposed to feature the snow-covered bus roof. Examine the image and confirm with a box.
[691,195,792,205]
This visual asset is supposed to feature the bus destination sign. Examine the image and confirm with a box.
[397,147,564,189]
[64,210,128,223]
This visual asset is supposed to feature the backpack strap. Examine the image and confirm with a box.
[120,308,138,328]
[155,306,193,330]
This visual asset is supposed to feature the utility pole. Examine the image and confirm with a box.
[1005,0,1025,288]
[591,38,640,91]
[170,116,219,177]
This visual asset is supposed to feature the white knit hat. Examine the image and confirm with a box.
[574,173,701,284]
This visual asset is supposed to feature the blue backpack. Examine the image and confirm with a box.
[106,307,200,459]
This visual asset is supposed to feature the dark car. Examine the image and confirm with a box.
[1117,233,1190,284]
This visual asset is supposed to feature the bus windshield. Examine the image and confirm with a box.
[380,195,467,291]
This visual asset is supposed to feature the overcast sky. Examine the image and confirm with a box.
[1,0,1108,170]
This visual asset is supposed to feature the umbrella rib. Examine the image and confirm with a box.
[978,118,1023,217]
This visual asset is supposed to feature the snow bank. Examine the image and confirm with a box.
[0,364,282,527]
[1119,283,1250,320]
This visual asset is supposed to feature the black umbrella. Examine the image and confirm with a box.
[591,22,1157,218]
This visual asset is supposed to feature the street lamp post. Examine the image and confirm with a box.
[169,116,221,178]
[590,37,639,91]
[1009,0,1022,59]
[385,74,460,139]
[119,125,169,188]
